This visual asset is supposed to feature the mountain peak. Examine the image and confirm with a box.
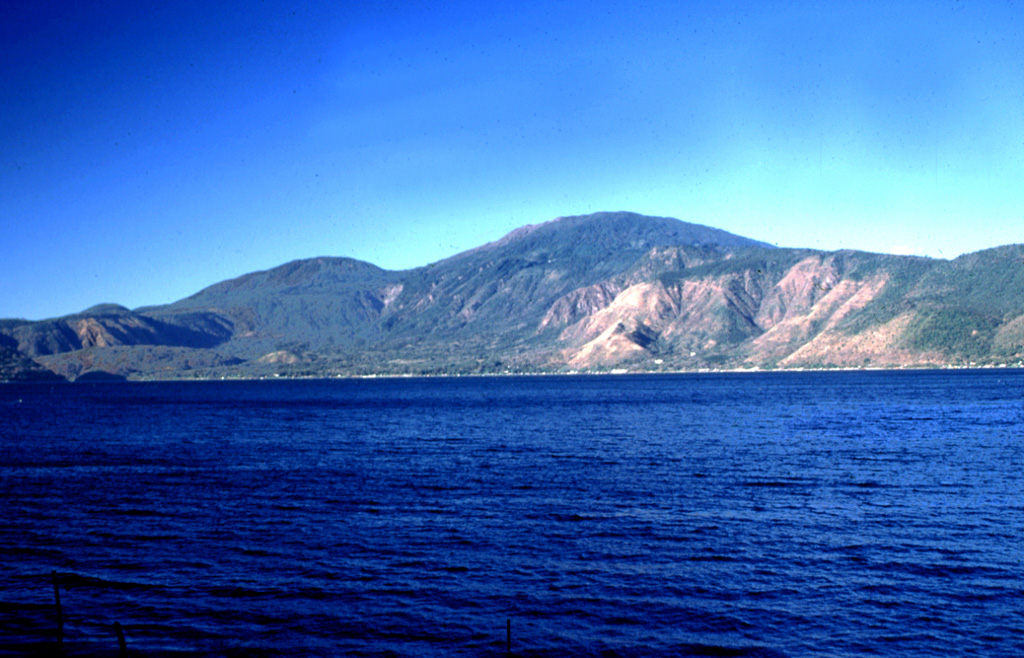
[472,211,770,258]
[76,303,132,317]
[173,256,390,306]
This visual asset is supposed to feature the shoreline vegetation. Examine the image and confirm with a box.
[4,362,1024,384]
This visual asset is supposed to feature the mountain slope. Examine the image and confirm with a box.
[145,257,400,356]
[3,304,233,358]
[2,212,1022,379]
[0,337,66,382]
[371,212,767,346]
[900,245,1024,359]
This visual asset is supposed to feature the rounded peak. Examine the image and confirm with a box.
[171,256,393,307]
[270,256,386,275]
[938,244,1024,274]
[76,303,132,317]
[482,211,770,253]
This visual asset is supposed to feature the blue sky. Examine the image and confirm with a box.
[3,0,1023,320]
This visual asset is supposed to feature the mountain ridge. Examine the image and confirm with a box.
[2,212,1022,380]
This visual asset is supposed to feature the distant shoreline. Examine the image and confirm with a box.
[6,363,1023,385]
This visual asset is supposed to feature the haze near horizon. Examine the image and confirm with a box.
[3,0,1022,320]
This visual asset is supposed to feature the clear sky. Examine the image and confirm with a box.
[3,0,1023,320]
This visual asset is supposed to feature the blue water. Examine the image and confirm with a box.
[2,371,1024,657]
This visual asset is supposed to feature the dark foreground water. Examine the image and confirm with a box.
[2,371,1024,657]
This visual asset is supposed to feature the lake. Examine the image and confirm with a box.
[2,370,1023,657]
